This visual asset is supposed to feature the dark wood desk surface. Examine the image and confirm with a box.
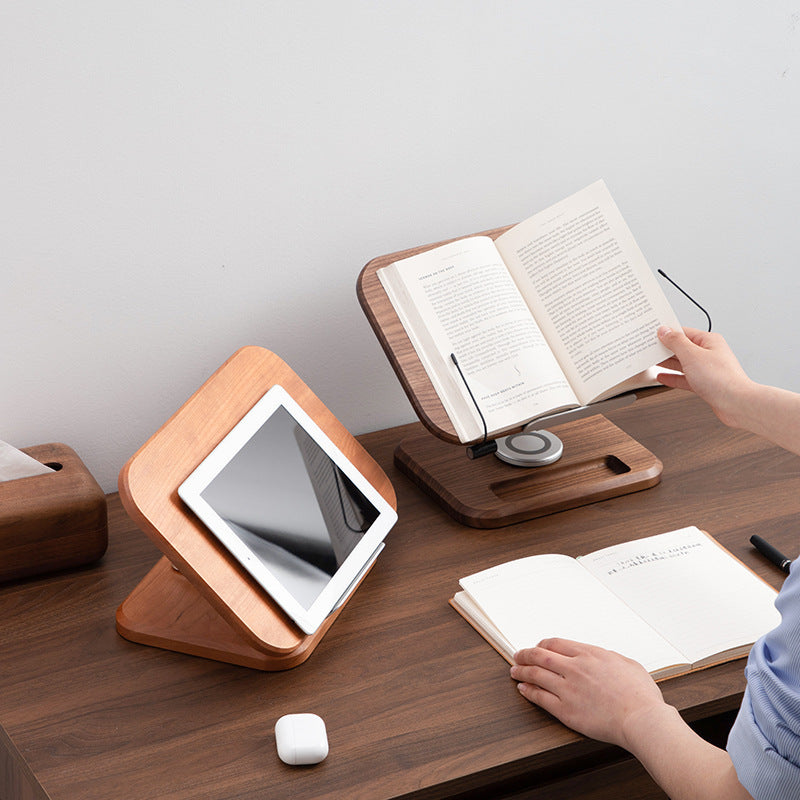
[2,390,798,800]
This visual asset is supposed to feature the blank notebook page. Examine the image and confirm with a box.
[459,554,686,673]
[579,527,781,664]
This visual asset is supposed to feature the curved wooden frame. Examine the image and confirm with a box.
[357,225,512,445]
[116,346,397,669]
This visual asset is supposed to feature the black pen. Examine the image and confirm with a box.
[750,535,792,574]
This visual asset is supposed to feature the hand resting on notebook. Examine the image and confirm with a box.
[510,326,800,800]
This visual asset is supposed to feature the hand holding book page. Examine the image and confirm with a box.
[378,180,682,443]
[451,527,780,680]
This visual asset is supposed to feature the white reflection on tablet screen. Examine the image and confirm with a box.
[199,407,379,610]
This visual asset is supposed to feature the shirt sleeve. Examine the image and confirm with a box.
[727,560,800,799]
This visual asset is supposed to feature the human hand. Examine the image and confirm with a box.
[656,326,754,428]
[510,638,668,751]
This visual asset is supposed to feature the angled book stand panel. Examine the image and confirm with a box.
[116,347,396,670]
[358,224,512,445]
[357,231,662,528]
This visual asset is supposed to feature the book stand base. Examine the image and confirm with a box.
[395,415,662,528]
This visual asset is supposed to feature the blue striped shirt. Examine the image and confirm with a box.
[728,559,800,798]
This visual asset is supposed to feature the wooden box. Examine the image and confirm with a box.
[0,443,108,582]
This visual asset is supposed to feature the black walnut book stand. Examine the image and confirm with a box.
[357,225,662,528]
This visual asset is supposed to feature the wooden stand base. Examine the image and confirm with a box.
[395,415,662,528]
[116,558,338,670]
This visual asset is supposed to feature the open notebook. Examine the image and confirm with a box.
[451,527,781,680]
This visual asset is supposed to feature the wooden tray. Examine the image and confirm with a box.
[395,414,662,528]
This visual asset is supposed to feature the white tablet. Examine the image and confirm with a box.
[177,385,397,634]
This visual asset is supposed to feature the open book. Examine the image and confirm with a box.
[378,180,682,442]
[450,527,781,680]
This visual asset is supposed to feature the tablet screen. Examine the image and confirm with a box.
[178,386,396,633]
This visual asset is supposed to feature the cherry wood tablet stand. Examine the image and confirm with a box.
[116,347,397,670]
[357,227,663,528]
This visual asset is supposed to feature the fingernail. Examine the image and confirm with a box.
[658,326,672,339]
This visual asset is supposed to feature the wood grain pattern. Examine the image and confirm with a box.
[1,391,797,800]
[117,346,397,665]
[116,557,338,669]
[357,225,512,444]
[395,414,662,527]
[0,442,107,582]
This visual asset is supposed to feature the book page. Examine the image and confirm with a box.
[459,554,686,674]
[579,527,781,665]
[378,237,578,442]
[496,181,681,405]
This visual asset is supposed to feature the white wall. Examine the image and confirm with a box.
[3,1,800,492]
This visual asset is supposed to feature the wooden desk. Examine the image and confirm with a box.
[2,391,798,800]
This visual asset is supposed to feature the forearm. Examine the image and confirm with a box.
[512,639,754,799]
[623,704,752,800]
[730,382,800,458]
[656,327,800,456]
